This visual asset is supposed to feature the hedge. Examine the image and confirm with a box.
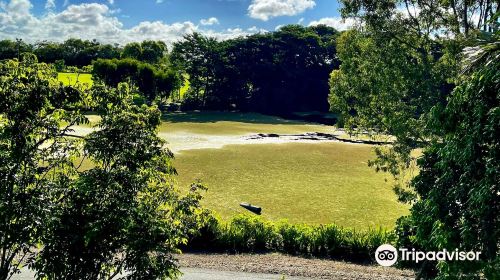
[184,213,395,263]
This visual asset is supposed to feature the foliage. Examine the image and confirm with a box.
[186,214,395,263]
[33,39,121,67]
[92,58,180,103]
[122,41,168,64]
[34,82,206,279]
[332,0,499,278]
[171,25,339,114]
[0,59,204,279]
[0,58,87,279]
[397,42,499,279]
[331,0,498,197]
[0,39,170,68]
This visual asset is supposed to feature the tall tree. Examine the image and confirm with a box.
[0,57,87,279]
[122,42,143,61]
[0,57,202,279]
[331,0,499,277]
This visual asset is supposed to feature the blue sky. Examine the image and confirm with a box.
[1,0,353,45]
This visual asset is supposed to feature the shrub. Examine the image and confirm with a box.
[186,213,395,263]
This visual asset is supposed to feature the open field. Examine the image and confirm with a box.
[76,112,408,229]
[58,72,93,87]
[174,142,407,228]
[164,112,408,228]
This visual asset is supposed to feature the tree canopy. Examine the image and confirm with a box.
[331,0,499,278]
[172,25,339,114]
[0,57,203,279]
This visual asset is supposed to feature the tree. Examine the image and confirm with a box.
[0,58,87,279]
[141,41,168,64]
[171,26,339,113]
[331,0,499,277]
[122,42,143,60]
[0,40,32,60]
[34,82,205,279]
[397,41,499,279]
[93,58,181,104]
[0,57,203,279]
[171,33,221,107]
[330,0,498,195]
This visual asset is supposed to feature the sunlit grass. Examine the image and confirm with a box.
[73,112,409,229]
[174,142,408,229]
[161,111,335,135]
[58,72,93,87]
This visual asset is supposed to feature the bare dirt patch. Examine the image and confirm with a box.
[177,253,415,280]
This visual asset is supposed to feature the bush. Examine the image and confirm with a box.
[185,213,395,263]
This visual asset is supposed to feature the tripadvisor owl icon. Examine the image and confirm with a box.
[375,244,398,267]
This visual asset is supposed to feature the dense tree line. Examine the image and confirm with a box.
[171,25,339,114]
[92,58,180,103]
[0,39,167,68]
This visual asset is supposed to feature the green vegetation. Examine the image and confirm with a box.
[57,72,93,87]
[75,111,407,228]
[333,0,498,278]
[397,43,499,278]
[171,25,338,113]
[161,111,334,135]
[187,214,395,263]
[0,59,203,279]
[174,142,408,228]
[92,58,180,103]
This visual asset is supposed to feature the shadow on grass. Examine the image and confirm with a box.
[162,111,306,125]
[162,111,340,126]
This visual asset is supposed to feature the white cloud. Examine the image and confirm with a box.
[308,17,357,31]
[45,0,56,10]
[108,0,114,4]
[200,17,219,26]
[0,0,263,46]
[248,0,315,21]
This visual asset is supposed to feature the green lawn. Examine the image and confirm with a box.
[75,112,409,229]
[58,72,93,87]
[173,142,408,229]
[161,111,334,135]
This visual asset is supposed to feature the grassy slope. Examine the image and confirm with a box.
[161,112,408,229]
[58,73,93,87]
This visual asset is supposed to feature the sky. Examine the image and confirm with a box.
[0,0,356,45]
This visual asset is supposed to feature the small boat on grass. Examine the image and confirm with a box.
[239,202,262,215]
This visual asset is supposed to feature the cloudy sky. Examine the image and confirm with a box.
[0,0,354,45]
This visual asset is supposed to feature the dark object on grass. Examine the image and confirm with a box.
[240,203,262,215]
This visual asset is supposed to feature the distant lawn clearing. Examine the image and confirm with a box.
[58,72,93,87]
[173,143,408,229]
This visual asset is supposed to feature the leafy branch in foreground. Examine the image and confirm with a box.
[33,83,206,279]
[0,57,205,279]
[397,41,499,279]
[0,56,87,280]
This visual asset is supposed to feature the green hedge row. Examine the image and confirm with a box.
[185,214,395,263]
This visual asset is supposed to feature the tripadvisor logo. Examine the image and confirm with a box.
[375,244,481,267]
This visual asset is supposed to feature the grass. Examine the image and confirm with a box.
[74,112,409,229]
[179,75,190,98]
[58,72,93,87]
[161,111,334,135]
[173,142,408,229]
